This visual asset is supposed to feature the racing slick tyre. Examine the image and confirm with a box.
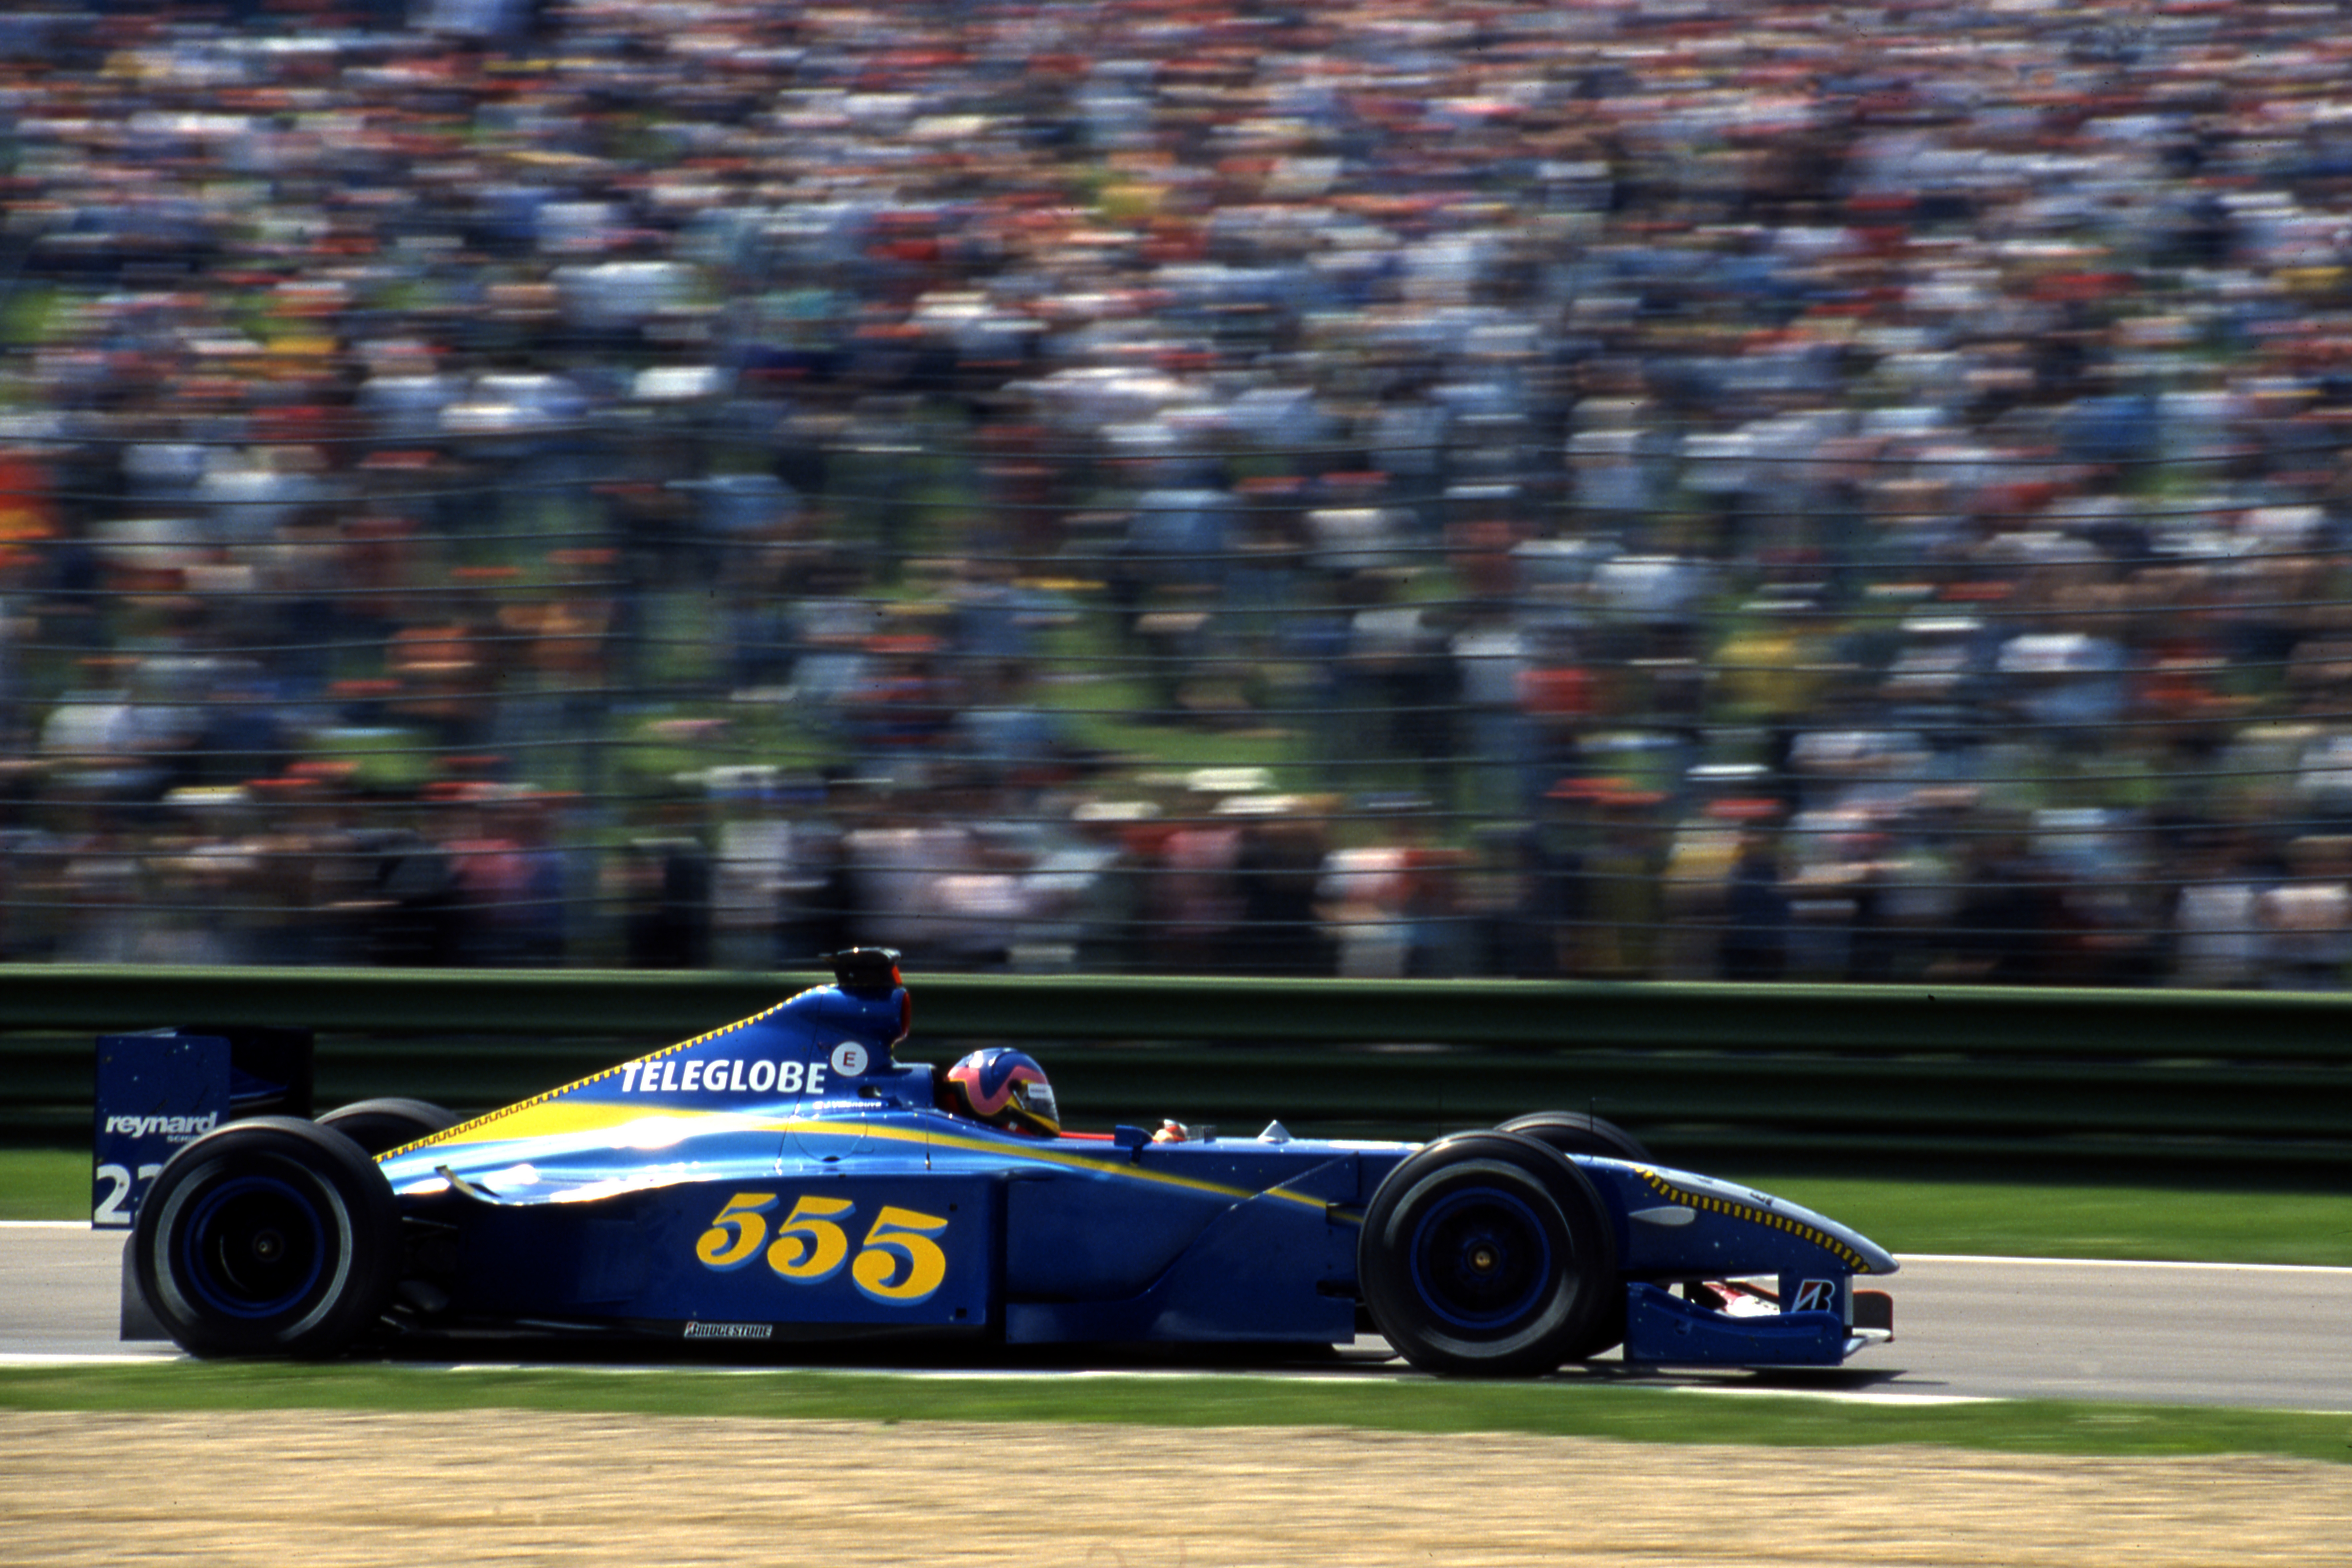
[318,1097,459,1156]
[1358,1130,1618,1377]
[131,1116,401,1359]
[1497,1110,1652,1164]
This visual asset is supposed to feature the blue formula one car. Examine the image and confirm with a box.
[120,951,1896,1374]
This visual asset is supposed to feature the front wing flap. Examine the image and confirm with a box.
[1621,1278,1895,1366]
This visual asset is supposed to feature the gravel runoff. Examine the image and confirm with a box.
[3,1409,2347,1567]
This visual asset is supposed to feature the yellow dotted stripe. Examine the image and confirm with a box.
[1636,1168,1869,1273]
[373,996,803,1162]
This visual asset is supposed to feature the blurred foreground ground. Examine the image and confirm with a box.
[2,1409,2346,1567]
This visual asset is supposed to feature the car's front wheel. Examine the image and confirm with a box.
[132,1117,400,1358]
[1357,1130,1618,1377]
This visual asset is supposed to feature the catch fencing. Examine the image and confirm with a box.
[7,408,2352,995]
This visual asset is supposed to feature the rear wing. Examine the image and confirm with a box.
[92,1027,313,1228]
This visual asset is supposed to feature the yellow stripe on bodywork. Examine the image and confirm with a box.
[381,1022,1340,1217]
[410,1099,792,1155]
[1635,1168,1869,1273]
[374,997,806,1161]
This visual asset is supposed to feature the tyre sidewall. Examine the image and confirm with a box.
[132,1116,398,1358]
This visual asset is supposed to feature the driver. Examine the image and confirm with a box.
[938,1047,1060,1137]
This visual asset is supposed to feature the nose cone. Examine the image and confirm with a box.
[1633,1164,1900,1277]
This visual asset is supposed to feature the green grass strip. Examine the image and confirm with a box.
[1725,1174,2352,1269]
[2,1362,2347,1465]
[0,1149,88,1221]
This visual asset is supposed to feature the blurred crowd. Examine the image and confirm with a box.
[9,1,2352,986]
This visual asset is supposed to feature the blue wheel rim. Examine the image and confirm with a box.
[176,1172,328,1321]
[1406,1186,1552,1332]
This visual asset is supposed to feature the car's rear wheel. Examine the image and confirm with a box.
[1358,1131,1618,1376]
[132,1117,400,1359]
[1497,1110,1651,1163]
[318,1097,459,1156]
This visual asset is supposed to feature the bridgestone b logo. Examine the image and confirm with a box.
[103,1113,219,1139]
[683,1322,773,1340]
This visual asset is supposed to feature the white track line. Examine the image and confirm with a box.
[1895,1253,2352,1275]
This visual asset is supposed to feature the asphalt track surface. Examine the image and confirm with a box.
[10,1223,2352,1409]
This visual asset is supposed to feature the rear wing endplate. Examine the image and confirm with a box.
[92,1027,314,1228]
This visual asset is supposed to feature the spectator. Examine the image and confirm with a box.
[1719,834,1792,983]
[622,794,713,971]
[12,0,2352,989]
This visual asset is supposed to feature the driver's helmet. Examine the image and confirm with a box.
[940,1047,1059,1137]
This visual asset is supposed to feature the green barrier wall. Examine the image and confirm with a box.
[7,965,2350,1174]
